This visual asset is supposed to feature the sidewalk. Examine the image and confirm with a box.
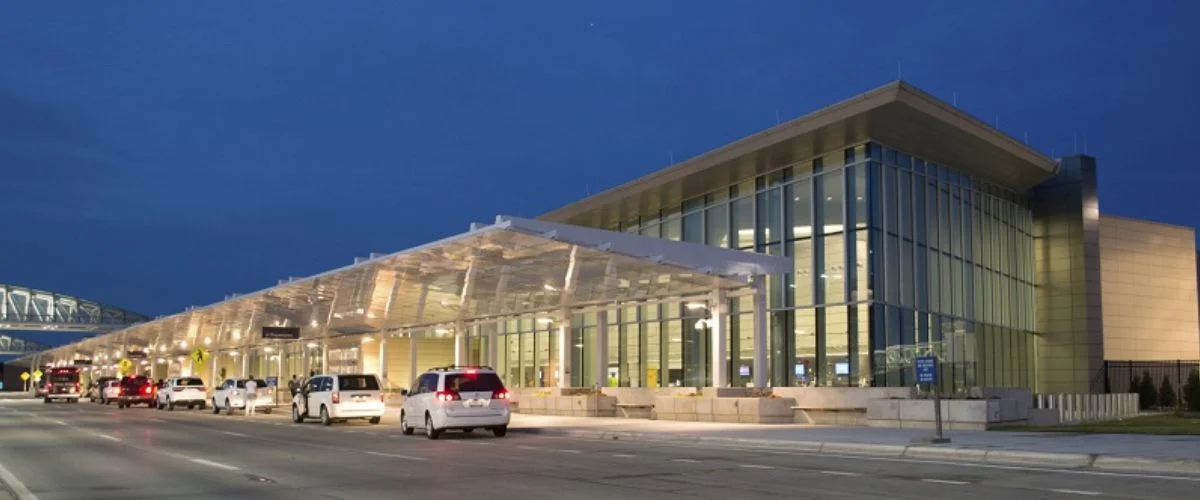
[506,413,1200,475]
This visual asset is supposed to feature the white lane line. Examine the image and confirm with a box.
[922,479,969,485]
[95,433,119,441]
[365,451,427,461]
[820,470,860,476]
[1050,489,1101,496]
[612,453,636,458]
[516,445,540,451]
[190,458,240,471]
[0,458,39,500]
[740,464,775,470]
[671,458,699,463]
[219,431,249,437]
[560,449,582,454]
[149,418,167,423]
[50,419,68,426]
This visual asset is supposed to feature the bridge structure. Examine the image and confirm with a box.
[0,284,150,334]
[0,332,46,357]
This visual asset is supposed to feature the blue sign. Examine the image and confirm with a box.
[915,356,937,384]
[265,376,279,387]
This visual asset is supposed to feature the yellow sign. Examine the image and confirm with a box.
[117,359,134,375]
[190,347,210,365]
[31,369,43,382]
[19,372,29,381]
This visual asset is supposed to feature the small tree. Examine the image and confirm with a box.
[1158,376,1177,409]
[1137,371,1157,410]
[1183,369,1200,412]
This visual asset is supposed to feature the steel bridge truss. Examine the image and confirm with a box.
[0,284,149,333]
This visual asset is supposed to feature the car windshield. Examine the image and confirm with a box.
[235,379,267,389]
[177,378,204,387]
[445,373,504,392]
[337,375,380,391]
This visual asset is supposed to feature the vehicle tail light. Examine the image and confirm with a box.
[74,383,81,393]
[143,386,152,395]
[332,392,341,404]
[435,390,460,402]
[492,389,510,400]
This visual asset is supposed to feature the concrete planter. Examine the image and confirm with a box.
[867,398,1015,430]
[654,395,795,424]
[513,392,615,417]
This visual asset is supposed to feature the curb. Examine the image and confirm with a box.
[511,427,1200,476]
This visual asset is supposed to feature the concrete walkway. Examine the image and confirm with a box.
[508,414,1200,475]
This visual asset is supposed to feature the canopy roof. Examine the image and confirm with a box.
[24,216,790,364]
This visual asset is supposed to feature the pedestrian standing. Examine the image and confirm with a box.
[244,378,258,416]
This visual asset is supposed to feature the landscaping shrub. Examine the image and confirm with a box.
[1183,369,1200,412]
[1158,376,1176,409]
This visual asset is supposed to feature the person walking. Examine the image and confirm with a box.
[288,375,299,396]
[244,377,259,417]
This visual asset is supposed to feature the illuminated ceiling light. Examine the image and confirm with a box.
[264,346,275,353]
[434,327,449,335]
[311,320,319,327]
[306,342,319,349]
[230,351,240,357]
[176,356,185,362]
[684,302,707,310]
[203,337,212,346]
[536,317,554,325]
[361,336,373,343]
[147,345,155,352]
[366,312,376,319]
[355,308,364,314]
[231,329,242,340]
[542,284,557,292]
[179,340,188,349]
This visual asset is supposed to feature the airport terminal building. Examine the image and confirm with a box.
[18,81,1199,397]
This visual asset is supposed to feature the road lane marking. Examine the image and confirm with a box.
[560,449,582,454]
[219,431,249,437]
[50,419,68,426]
[820,471,860,476]
[1050,489,1101,496]
[95,433,119,441]
[0,458,38,500]
[740,464,774,470]
[516,445,540,451]
[365,451,427,461]
[612,453,635,458]
[671,458,699,463]
[149,418,167,423]
[190,459,240,471]
[922,479,969,485]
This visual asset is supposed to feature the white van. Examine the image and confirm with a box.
[292,374,385,426]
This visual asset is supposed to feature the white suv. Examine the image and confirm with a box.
[292,374,385,426]
[156,377,207,411]
[400,366,510,439]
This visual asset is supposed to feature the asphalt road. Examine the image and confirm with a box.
[0,400,1197,499]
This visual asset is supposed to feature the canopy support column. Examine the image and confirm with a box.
[710,287,729,389]
[557,315,572,389]
[486,322,499,367]
[752,275,768,389]
[378,337,388,389]
[409,284,428,385]
[595,309,608,389]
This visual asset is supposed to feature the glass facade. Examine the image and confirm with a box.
[491,141,1037,392]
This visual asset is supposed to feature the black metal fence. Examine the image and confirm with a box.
[1104,360,1200,402]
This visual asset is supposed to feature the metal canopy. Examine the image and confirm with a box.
[25,216,790,365]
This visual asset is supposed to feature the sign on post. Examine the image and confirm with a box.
[912,356,949,444]
[20,372,29,382]
[31,369,43,382]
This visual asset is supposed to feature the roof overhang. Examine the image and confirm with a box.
[22,216,790,365]
[541,81,1058,227]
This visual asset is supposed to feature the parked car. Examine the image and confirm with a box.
[88,376,117,403]
[292,373,384,426]
[211,378,273,415]
[400,366,510,439]
[116,376,157,408]
[155,377,207,411]
[100,379,122,405]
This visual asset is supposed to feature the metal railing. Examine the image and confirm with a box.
[1033,392,1139,423]
[1103,360,1200,407]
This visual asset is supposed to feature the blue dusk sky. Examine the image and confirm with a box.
[1,1,1198,346]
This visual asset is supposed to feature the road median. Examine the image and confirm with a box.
[512,426,1200,476]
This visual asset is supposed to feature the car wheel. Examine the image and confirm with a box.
[320,406,331,426]
[492,426,507,438]
[400,411,414,435]
[368,416,381,425]
[425,414,440,440]
[263,407,272,415]
[198,402,206,411]
[212,399,220,414]
[43,397,49,404]
[292,405,304,423]
[225,399,234,415]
